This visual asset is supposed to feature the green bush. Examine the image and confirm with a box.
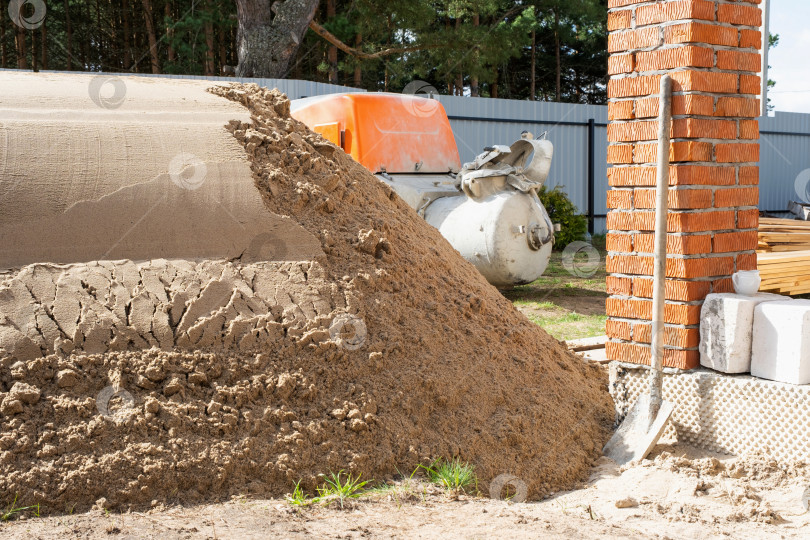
[538,185,588,250]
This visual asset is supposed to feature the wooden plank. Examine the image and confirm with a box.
[767,245,810,252]
[758,252,810,262]
[761,277,810,288]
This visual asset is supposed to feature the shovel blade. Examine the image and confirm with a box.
[602,395,674,466]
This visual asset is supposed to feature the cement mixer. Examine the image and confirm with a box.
[291,93,556,286]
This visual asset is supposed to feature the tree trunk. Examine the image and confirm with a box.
[219,25,228,72]
[530,29,536,100]
[15,27,27,69]
[326,0,338,83]
[166,1,177,64]
[140,0,160,73]
[454,18,462,95]
[40,19,47,70]
[471,14,479,97]
[112,0,120,70]
[445,17,451,94]
[1,9,7,68]
[122,0,132,69]
[204,0,215,75]
[81,2,89,70]
[31,24,37,72]
[554,6,561,102]
[235,0,319,78]
[353,33,362,87]
[64,0,72,70]
[96,0,103,69]
[491,67,498,99]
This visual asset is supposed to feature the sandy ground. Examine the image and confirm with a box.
[3,443,807,539]
[0,81,614,512]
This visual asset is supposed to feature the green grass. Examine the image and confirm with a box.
[528,312,608,341]
[286,471,371,509]
[365,467,426,507]
[512,300,558,309]
[285,481,311,507]
[419,458,477,494]
[315,471,370,509]
[1,496,40,522]
[504,236,609,341]
[285,460,479,510]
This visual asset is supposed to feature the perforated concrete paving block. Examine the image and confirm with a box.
[752,299,810,385]
[610,364,810,461]
[699,292,786,374]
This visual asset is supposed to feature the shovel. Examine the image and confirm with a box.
[603,75,675,466]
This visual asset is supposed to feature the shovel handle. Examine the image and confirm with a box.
[650,75,673,406]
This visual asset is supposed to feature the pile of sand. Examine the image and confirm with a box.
[0,82,613,513]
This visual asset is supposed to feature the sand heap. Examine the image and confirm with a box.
[0,82,613,513]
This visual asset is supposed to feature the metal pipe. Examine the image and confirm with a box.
[649,75,672,416]
[761,0,770,117]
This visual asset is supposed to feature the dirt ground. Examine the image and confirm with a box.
[4,443,807,539]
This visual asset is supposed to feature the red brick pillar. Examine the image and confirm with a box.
[605,0,762,369]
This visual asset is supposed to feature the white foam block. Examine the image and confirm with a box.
[699,293,786,374]
[751,299,810,385]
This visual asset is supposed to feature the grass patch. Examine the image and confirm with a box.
[366,468,426,507]
[1,496,40,522]
[419,458,477,494]
[504,236,607,341]
[285,470,371,509]
[285,481,311,507]
[511,300,559,310]
[316,470,370,509]
[528,312,608,341]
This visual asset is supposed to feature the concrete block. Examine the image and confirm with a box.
[752,300,810,385]
[699,293,786,373]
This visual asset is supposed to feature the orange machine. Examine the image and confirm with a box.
[291,93,461,174]
[291,92,556,287]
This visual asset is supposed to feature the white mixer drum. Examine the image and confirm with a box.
[425,190,553,287]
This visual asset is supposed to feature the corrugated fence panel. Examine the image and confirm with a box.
[10,70,810,232]
[437,95,609,233]
[759,111,810,213]
[438,96,810,232]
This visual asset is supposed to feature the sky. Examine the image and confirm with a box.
[768,0,810,114]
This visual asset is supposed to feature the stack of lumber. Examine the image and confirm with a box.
[757,218,810,295]
[758,250,810,295]
[758,218,810,252]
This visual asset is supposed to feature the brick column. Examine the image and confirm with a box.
[605,0,762,369]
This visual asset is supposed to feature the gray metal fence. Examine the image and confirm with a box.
[8,70,808,232]
[436,95,609,233]
[758,112,810,214]
[438,97,810,234]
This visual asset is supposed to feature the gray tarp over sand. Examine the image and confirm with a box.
[0,72,322,269]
